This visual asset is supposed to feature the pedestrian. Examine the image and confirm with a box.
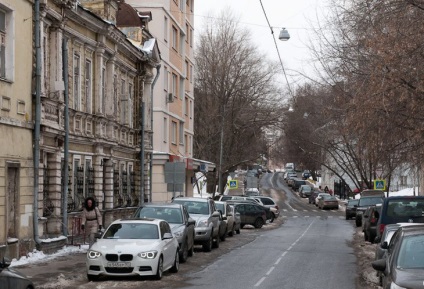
[81,197,102,247]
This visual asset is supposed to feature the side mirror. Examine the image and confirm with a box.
[371,259,386,272]
[381,241,388,250]
[187,218,196,226]
[163,232,173,239]
[0,257,11,269]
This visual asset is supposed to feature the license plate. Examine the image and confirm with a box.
[107,262,131,267]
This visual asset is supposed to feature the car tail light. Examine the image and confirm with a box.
[379,224,385,235]
[275,205,279,210]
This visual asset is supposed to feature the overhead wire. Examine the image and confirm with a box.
[259,0,294,99]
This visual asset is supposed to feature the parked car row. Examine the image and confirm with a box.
[348,194,424,288]
[85,195,279,282]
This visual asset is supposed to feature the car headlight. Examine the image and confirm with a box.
[391,283,407,289]
[137,251,158,259]
[197,219,209,228]
[87,250,102,259]
[173,230,184,238]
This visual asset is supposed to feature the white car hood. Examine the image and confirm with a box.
[92,239,162,253]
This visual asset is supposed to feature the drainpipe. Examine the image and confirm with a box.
[149,64,161,202]
[33,0,42,246]
[62,37,69,237]
[140,98,145,205]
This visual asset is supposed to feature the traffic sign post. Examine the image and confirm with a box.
[373,179,386,191]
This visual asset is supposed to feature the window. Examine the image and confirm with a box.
[164,67,168,91]
[73,54,80,110]
[185,60,189,79]
[164,17,168,42]
[172,26,178,50]
[190,28,193,47]
[186,24,189,43]
[185,97,188,115]
[179,0,184,11]
[188,135,192,154]
[171,121,177,144]
[179,78,184,99]
[0,8,8,79]
[172,73,178,98]
[128,82,133,128]
[163,117,168,142]
[179,122,184,144]
[190,65,193,83]
[120,79,127,125]
[189,99,193,118]
[101,67,106,113]
[184,135,188,153]
[179,32,184,53]
[85,59,92,113]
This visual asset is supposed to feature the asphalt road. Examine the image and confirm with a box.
[15,172,366,289]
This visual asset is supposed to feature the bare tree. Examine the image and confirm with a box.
[194,10,284,193]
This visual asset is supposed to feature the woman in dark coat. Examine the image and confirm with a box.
[81,197,102,247]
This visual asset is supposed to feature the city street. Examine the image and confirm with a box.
[14,172,381,289]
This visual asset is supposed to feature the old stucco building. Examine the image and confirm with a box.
[1,0,161,259]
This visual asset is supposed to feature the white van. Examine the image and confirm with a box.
[285,163,295,171]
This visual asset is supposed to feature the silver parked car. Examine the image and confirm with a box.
[172,197,221,252]
[133,203,195,263]
[215,201,236,237]
[0,258,34,289]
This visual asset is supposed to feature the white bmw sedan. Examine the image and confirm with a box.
[86,218,179,281]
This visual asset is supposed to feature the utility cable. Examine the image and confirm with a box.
[259,0,294,99]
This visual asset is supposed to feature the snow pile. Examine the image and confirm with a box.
[10,244,88,267]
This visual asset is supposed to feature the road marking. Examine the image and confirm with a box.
[303,210,308,212]
[288,245,293,251]
[266,267,275,275]
[293,216,298,218]
[281,251,287,257]
[275,257,282,265]
[292,209,298,211]
[283,209,288,212]
[255,277,266,287]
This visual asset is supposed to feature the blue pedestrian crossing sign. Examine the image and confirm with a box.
[374,179,386,190]
[228,180,238,189]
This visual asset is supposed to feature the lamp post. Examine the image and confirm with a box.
[218,104,225,195]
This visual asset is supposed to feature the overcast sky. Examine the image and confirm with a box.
[193,0,330,84]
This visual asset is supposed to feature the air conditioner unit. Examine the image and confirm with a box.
[167,93,174,103]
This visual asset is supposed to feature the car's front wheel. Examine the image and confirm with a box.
[202,232,213,252]
[170,251,179,273]
[180,239,188,263]
[213,233,220,248]
[87,274,100,282]
[228,224,235,237]
[154,256,163,280]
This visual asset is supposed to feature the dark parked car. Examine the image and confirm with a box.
[355,196,384,227]
[133,203,195,262]
[0,258,34,289]
[345,199,359,219]
[302,170,311,179]
[252,196,280,222]
[299,185,313,198]
[232,202,267,229]
[372,225,424,289]
[362,205,382,243]
[376,196,424,241]
[293,179,306,191]
[309,190,321,205]
[172,197,221,252]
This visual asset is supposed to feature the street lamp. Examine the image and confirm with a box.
[279,28,290,41]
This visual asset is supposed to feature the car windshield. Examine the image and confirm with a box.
[302,186,312,192]
[397,234,424,269]
[348,200,359,207]
[386,199,424,218]
[215,203,224,212]
[103,223,159,239]
[135,207,183,224]
[323,195,337,201]
[358,197,383,206]
[173,200,209,215]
